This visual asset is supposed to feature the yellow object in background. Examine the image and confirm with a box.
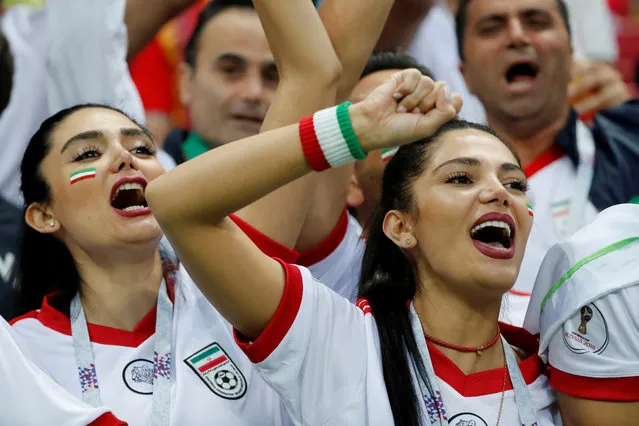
[4,0,45,7]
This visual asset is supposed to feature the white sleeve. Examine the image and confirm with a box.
[45,0,145,123]
[564,0,619,62]
[0,317,126,425]
[299,211,364,302]
[235,262,387,425]
[546,285,639,401]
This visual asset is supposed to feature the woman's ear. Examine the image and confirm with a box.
[383,209,417,249]
[25,203,59,234]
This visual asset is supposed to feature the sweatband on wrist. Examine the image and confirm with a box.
[300,101,367,172]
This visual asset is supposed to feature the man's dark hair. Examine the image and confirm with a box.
[0,30,13,114]
[455,0,571,60]
[362,50,435,80]
[184,0,255,67]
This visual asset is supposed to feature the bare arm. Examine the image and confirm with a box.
[319,0,395,103]
[294,0,396,250]
[147,70,461,338]
[231,0,343,248]
[557,392,639,426]
[375,0,435,51]
[125,0,197,60]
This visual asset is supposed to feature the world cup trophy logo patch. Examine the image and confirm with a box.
[578,305,593,334]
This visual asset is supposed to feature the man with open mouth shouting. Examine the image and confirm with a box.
[456,0,639,326]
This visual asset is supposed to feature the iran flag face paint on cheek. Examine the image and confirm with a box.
[70,167,97,185]
[527,203,534,217]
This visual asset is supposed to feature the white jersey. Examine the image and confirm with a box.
[525,203,639,401]
[232,210,364,302]
[0,316,125,425]
[11,266,287,426]
[236,262,559,426]
[299,210,364,302]
[503,136,600,326]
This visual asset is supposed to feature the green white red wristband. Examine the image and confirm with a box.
[300,102,367,171]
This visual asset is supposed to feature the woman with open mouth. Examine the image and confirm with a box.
[146,67,561,425]
[7,0,394,422]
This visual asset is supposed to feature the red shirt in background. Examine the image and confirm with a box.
[129,1,207,130]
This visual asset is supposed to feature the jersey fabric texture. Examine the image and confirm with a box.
[235,261,560,426]
[524,203,639,401]
[11,266,288,426]
[1,316,126,425]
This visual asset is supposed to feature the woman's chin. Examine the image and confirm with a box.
[473,266,520,295]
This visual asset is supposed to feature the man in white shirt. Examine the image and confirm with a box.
[455,0,637,325]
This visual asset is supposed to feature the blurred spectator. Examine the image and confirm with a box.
[129,1,207,144]
[408,0,487,123]
[409,0,621,124]
[163,0,277,164]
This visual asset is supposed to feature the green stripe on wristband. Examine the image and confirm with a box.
[336,102,367,160]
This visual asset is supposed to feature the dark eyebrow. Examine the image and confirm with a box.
[60,130,104,154]
[475,13,506,27]
[433,157,480,173]
[215,52,247,65]
[120,127,154,143]
[433,157,523,173]
[60,128,153,154]
[521,8,552,19]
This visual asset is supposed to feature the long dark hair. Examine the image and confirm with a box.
[358,120,521,425]
[15,103,145,317]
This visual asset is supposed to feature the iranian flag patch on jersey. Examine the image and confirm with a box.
[184,342,247,399]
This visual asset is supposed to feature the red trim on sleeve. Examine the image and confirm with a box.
[549,366,639,401]
[229,214,300,264]
[234,260,304,363]
[89,412,128,426]
[297,208,349,266]
[356,298,373,315]
[299,115,331,171]
[523,144,565,178]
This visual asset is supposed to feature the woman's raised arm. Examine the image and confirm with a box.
[146,70,462,339]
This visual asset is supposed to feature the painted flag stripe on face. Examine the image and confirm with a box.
[191,345,228,373]
[70,167,96,184]
[527,203,534,217]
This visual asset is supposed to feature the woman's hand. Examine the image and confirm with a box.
[350,69,463,153]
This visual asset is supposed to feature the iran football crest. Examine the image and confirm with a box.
[184,342,247,399]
